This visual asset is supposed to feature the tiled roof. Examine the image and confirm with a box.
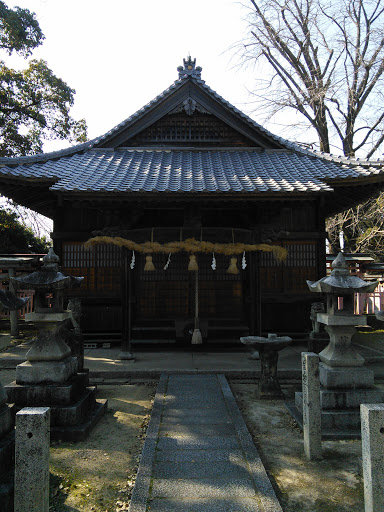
[0,148,381,195]
[0,71,382,170]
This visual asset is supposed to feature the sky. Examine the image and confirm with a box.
[4,0,298,236]
[7,0,268,151]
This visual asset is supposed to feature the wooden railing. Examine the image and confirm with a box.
[355,284,384,315]
[0,283,382,321]
[0,285,35,319]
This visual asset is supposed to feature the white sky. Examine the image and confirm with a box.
[7,0,270,150]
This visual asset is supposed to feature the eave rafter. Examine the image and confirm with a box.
[0,179,56,217]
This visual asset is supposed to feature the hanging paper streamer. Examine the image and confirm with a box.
[130,250,135,270]
[227,256,239,274]
[144,255,156,271]
[211,252,216,271]
[163,253,172,270]
[242,251,247,270]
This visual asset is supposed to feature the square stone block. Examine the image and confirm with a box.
[15,357,76,385]
[319,363,374,389]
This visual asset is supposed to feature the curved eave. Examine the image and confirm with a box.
[322,177,384,216]
[0,177,58,217]
[55,189,328,202]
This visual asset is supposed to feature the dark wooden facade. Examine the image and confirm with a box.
[57,198,323,342]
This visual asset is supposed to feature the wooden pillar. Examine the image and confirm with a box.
[8,267,18,337]
[118,248,134,360]
[248,252,256,335]
[317,197,327,279]
[251,227,262,336]
[254,252,262,336]
[52,196,64,258]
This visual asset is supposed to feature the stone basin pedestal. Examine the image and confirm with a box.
[241,333,292,399]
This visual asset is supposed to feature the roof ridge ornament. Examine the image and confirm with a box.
[177,56,202,80]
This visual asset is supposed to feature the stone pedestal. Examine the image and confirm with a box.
[288,312,384,438]
[0,384,15,512]
[5,313,107,442]
[291,362,384,438]
[317,313,366,367]
[241,334,292,399]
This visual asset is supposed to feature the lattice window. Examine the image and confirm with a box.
[127,113,254,147]
[260,242,317,267]
[260,241,318,293]
[62,242,122,296]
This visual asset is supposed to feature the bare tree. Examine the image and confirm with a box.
[240,0,384,157]
[326,196,384,259]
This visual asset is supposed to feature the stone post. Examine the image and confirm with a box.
[8,267,18,337]
[360,404,384,512]
[14,407,50,512]
[302,352,322,460]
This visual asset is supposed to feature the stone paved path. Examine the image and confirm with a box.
[128,374,283,512]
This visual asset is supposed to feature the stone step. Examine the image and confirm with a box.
[295,388,384,411]
[285,400,362,439]
[50,398,108,442]
[295,393,362,430]
[50,387,97,426]
[320,389,384,410]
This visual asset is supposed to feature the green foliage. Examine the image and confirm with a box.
[0,1,43,56]
[0,1,87,157]
[0,208,50,253]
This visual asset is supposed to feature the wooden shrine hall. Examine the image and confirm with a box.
[0,56,384,348]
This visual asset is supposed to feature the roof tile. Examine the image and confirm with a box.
[1,148,376,195]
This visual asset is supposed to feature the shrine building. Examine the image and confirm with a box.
[0,57,384,347]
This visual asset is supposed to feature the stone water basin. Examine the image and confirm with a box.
[241,333,292,399]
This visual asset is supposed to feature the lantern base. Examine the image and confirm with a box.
[5,370,107,442]
[15,356,77,385]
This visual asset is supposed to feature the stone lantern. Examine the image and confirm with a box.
[5,248,107,441]
[289,252,384,438]
[307,251,378,368]
[11,248,83,382]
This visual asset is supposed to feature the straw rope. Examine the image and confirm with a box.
[84,236,288,261]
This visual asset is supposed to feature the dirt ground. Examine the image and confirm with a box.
[48,381,156,512]
[0,369,365,512]
[231,381,364,512]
